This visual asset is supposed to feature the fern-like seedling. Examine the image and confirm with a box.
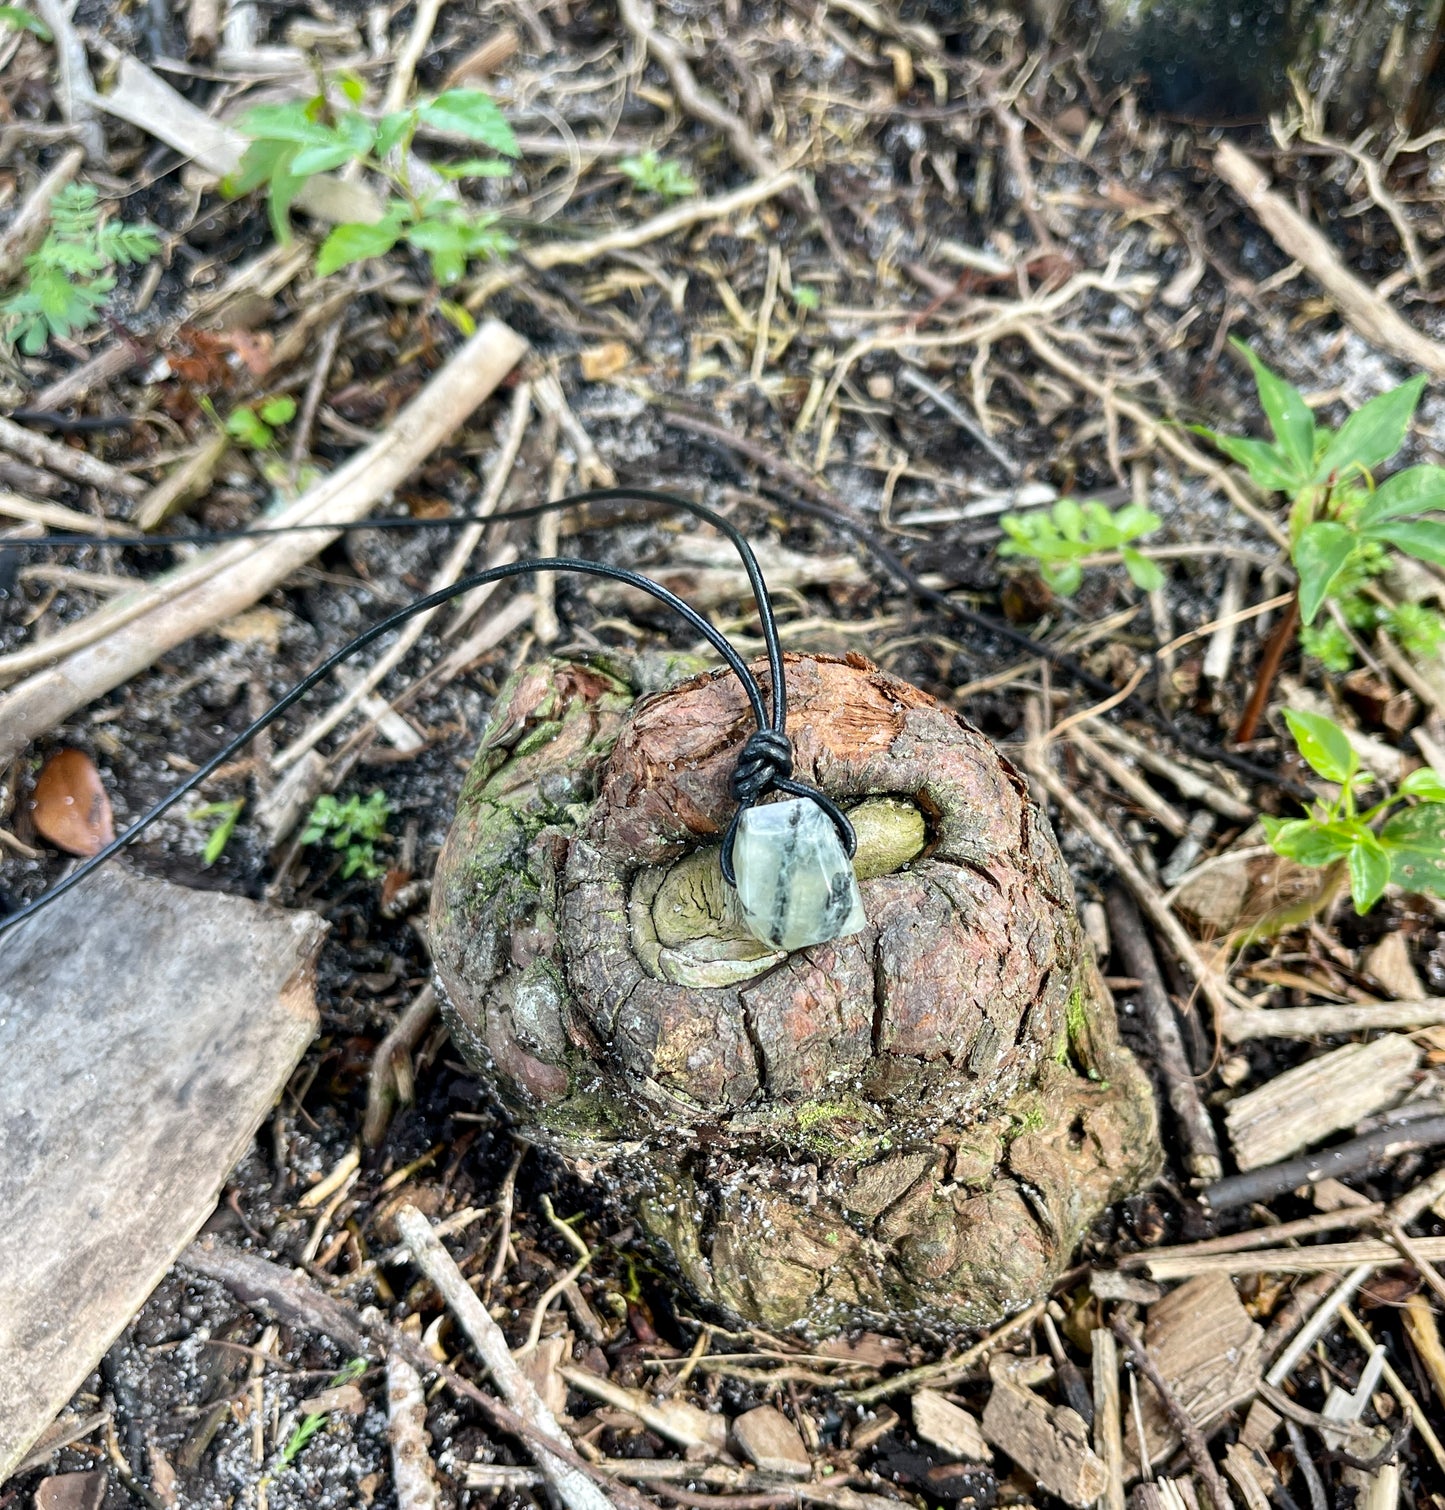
[1,183,160,354]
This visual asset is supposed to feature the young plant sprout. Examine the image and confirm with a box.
[1263,707,1445,914]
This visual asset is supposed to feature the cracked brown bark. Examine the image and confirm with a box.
[431,652,1161,1336]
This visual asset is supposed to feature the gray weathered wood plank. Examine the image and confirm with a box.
[0,867,325,1479]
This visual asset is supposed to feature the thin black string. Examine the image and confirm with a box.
[0,489,856,937]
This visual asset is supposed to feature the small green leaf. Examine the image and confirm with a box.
[374,110,416,158]
[1348,836,1391,913]
[221,138,284,202]
[192,797,245,866]
[237,102,336,145]
[289,140,361,176]
[225,407,272,449]
[337,71,367,105]
[792,284,820,311]
[1366,518,1445,569]
[258,396,296,426]
[1232,339,1315,476]
[1261,814,1355,867]
[1121,546,1163,592]
[1312,374,1427,484]
[435,298,476,336]
[0,4,51,36]
[1293,520,1359,625]
[1191,428,1303,491]
[417,90,517,156]
[1282,707,1358,784]
[315,218,403,276]
[1399,768,1445,803]
[1357,463,1445,526]
[1381,803,1445,897]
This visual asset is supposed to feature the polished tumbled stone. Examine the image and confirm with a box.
[732,797,867,951]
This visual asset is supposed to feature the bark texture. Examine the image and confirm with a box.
[431,652,1160,1335]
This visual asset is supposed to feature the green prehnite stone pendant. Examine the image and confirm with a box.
[732,797,867,951]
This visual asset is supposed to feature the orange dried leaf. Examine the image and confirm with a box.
[30,749,115,856]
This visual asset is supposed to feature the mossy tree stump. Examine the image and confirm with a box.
[431,653,1160,1335]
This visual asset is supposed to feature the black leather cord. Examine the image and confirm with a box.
[0,489,855,936]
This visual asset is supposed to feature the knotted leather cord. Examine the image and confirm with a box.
[0,488,855,936]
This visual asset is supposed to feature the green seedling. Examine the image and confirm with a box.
[1,183,159,354]
[618,150,697,199]
[0,5,51,37]
[191,798,245,865]
[1198,341,1445,668]
[225,395,297,450]
[272,1358,366,1474]
[792,284,821,312]
[997,498,1164,596]
[226,78,517,286]
[301,790,391,879]
[1262,706,1445,914]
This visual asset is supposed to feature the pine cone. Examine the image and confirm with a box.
[432,652,1160,1335]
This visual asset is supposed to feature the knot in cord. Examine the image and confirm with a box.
[729,728,793,806]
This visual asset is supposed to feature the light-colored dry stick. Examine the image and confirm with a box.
[395,1205,615,1510]
[1083,720,1256,823]
[1403,1293,1445,1405]
[32,0,104,160]
[1202,562,1247,685]
[817,272,1153,448]
[363,985,438,1148]
[519,1194,592,1355]
[1072,728,1189,838]
[271,377,532,770]
[1024,740,1246,1033]
[1141,1243,1426,1280]
[1020,326,1290,550]
[1221,999,1445,1041]
[465,170,800,310]
[290,310,348,466]
[0,146,85,284]
[488,1143,527,1291]
[0,491,135,537]
[1092,1328,1125,1510]
[614,0,773,177]
[1110,1317,1232,1510]
[1385,1224,1445,1307]
[0,319,527,761]
[0,417,145,500]
[1155,591,1296,663]
[1340,1305,1445,1475]
[1387,1162,1445,1228]
[845,1298,1046,1405]
[532,450,569,646]
[387,1339,439,1510]
[1215,141,1445,379]
[1119,1205,1385,1272]
[752,245,782,383]
[532,370,615,489]
[383,0,446,113]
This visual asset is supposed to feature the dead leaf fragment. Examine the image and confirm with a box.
[34,1471,107,1510]
[579,342,630,382]
[30,749,114,857]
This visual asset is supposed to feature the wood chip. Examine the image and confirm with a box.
[0,867,324,1479]
[1225,1034,1421,1170]
[981,1373,1107,1507]
[1125,1275,1264,1471]
[732,1405,812,1478]
[910,1390,991,1463]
